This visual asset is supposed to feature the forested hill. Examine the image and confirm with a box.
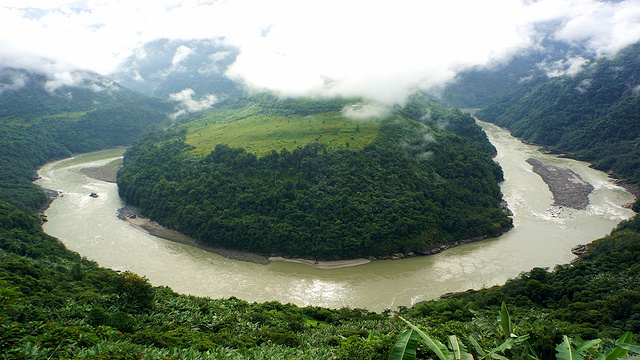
[0,68,173,213]
[477,42,640,209]
[117,93,512,260]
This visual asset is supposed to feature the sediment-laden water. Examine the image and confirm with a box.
[35,121,635,312]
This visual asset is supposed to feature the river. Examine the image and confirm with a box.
[35,121,635,312]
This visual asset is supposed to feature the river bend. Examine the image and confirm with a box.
[35,121,635,312]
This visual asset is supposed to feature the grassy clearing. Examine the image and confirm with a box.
[38,111,88,121]
[185,110,380,156]
[1,111,88,125]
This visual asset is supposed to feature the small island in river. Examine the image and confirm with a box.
[526,158,594,210]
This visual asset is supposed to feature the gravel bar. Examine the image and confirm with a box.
[526,158,594,210]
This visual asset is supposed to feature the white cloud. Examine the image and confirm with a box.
[3,0,640,103]
[538,56,589,77]
[341,103,391,121]
[171,45,193,68]
[169,88,217,117]
[0,71,28,94]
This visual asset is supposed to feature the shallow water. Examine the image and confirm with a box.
[36,121,635,312]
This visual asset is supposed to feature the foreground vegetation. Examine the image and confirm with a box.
[2,194,640,358]
[117,93,512,259]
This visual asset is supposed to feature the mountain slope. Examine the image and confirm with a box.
[477,42,640,209]
[0,68,173,213]
[110,38,242,100]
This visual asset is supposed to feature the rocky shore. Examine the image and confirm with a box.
[526,158,594,210]
[37,187,60,224]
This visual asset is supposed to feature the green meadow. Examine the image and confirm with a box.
[1,111,87,125]
[184,108,380,156]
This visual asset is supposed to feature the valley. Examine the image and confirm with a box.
[3,3,640,356]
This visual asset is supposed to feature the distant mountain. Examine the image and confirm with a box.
[110,38,243,101]
[477,41,640,209]
[0,67,169,119]
[0,67,173,212]
[438,36,595,108]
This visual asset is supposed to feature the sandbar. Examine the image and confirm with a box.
[268,256,371,269]
[526,158,594,210]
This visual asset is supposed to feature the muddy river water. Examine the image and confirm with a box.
[35,120,635,312]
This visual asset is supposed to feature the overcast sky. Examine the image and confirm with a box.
[2,0,640,103]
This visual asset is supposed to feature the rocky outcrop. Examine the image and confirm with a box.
[571,244,588,256]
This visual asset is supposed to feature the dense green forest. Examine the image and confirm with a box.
[117,94,512,259]
[477,43,640,210]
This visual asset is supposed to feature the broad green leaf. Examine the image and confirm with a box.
[389,329,420,360]
[500,302,512,337]
[400,317,452,360]
[600,332,636,360]
[601,347,622,360]
[490,354,510,360]
[468,334,487,359]
[556,335,581,360]
[448,335,474,360]
[617,343,640,356]
[617,332,635,358]
[574,339,602,355]
[575,336,600,358]
[471,310,496,337]
[491,338,515,354]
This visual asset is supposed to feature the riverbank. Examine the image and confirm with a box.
[116,205,270,265]
[268,257,371,268]
[526,158,594,210]
[116,205,376,269]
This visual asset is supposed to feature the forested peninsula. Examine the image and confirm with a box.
[117,94,512,260]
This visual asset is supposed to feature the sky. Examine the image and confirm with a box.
[2,0,640,104]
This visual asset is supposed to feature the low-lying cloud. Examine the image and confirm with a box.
[3,0,640,104]
[170,88,217,117]
[341,103,391,121]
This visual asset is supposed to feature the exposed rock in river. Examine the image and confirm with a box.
[526,158,594,210]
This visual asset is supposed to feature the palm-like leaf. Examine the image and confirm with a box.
[400,317,453,360]
[389,329,420,360]
[617,343,640,355]
[448,335,474,360]
[574,336,600,358]
[500,302,512,338]
[468,334,487,359]
[471,310,496,337]
[556,335,581,360]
